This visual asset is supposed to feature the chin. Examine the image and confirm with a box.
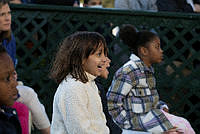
[6,102,14,107]
[93,73,101,77]
[157,59,163,63]
[2,28,10,32]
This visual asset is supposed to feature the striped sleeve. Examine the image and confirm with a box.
[106,69,134,129]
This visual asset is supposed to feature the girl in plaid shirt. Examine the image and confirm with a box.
[107,24,195,134]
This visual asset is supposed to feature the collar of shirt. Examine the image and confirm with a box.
[129,53,154,73]
[0,106,17,119]
[85,71,96,81]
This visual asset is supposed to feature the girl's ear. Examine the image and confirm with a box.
[139,46,149,56]
[82,59,86,65]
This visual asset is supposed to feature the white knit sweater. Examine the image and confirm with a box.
[51,73,109,134]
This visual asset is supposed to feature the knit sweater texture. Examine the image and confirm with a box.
[51,73,109,134]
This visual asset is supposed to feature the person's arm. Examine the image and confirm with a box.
[107,66,174,132]
[156,100,169,112]
[106,69,133,128]
[10,34,17,67]
[2,33,17,66]
[16,85,50,131]
[40,126,50,134]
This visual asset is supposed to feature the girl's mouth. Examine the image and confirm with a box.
[13,92,19,101]
[97,65,102,68]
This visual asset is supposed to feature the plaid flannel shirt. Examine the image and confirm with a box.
[107,54,173,132]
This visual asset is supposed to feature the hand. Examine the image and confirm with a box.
[163,107,169,113]
[163,127,184,134]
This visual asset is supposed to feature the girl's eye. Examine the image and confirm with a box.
[8,11,11,16]
[98,52,101,56]
[0,13,6,17]
[0,11,11,17]
[155,45,160,49]
[97,50,102,56]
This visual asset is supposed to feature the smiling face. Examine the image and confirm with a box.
[0,53,18,107]
[100,57,111,79]
[0,3,11,32]
[82,46,107,77]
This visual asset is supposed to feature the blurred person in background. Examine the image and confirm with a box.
[114,0,157,11]
[33,0,79,6]
[10,0,33,4]
[102,0,114,8]
[0,0,50,134]
[156,0,200,13]
[84,0,102,7]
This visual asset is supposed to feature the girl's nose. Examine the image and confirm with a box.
[12,78,18,89]
[106,57,111,63]
[160,48,163,53]
[5,13,11,19]
[10,72,18,86]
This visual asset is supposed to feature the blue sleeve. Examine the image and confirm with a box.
[2,33,17,66]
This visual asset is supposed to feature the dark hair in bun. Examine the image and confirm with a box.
[119,24,158,56]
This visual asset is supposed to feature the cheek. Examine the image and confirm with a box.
[83,61,94,72]
[0,86,10,100]
[8,16,11,21]
[0,21,2,28]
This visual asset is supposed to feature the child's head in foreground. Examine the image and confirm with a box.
[50,31,108,84]
[0,45,18,107]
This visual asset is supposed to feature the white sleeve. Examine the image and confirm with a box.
[17,85,50,129]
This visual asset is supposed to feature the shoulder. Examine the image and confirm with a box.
[56,76,88,99]
[17,85,36,96]
[16,85,38,103]
[54,77,89,108]
[115,61,137,76]
[5,33,16,45]
[60,76,86,91]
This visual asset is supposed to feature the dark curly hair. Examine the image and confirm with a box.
[119,24,158,56]
[50,31,108,84]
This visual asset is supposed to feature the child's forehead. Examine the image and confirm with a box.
[0,3,10,12]
[0,54,14,75]
[151,37,160,44]
[95,43,105,51]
